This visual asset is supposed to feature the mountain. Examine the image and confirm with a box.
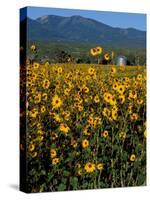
[23,15,146,48]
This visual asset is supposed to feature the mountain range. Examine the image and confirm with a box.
[22,15,146,48]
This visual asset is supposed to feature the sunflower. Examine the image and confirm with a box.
[53,113,62,123]
[77,169,83,176]
[59,123,70,135]
[78,105,84,112]
[137,99,143,105]
[34,93,41,104]
[128,105,132,114]
[88,67,95,76]
[42,79,50,89]
[42,93,48,101]
[64,88,71,96]
[102,130,109,138]
[29,108,38,118]
[83,126,91,136]
[82,139,89,148]
[130,154,136,162]
[83,86,90,93]
[137,74,142,81]
[110,96,117,106]
[94,95,100,103]
[102,107,111,118]
[96,46,102,55]
[111,67,116,74]
[112,83,119,91]
[37,129,44,136]
[104,53,110,61]
[112,110,118,121]
[44,61,50,68]
[90,48,97,56]
[94,117,102,126]
[33,62,39,69]
[57,67,63,75]
[130,113,138,121]
[52,94,63,109]
[119,132,126,141]
[97,163,104,171]
[29,144,35,152]
[88,115,94,125]
[104,92,112,103]
[32,152,37,158]
[63,111,70,121]
[52,158,60,165]
[128,90,137,100]
[84,162,95,173]
[112,105,118,112]
[41,105,46,113]
[76,163,81,168]
[50,149,57,158]
[118,95,125,104]
[30,44,37,52]
[117,85,125,94]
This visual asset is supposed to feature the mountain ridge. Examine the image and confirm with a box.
[23,15,146,48]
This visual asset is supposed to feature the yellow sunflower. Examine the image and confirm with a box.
[111,67,117,74]
[137,99,143,105]
[97,163,104,171]
[30,44,36,52]
[29,144,35,152]
[90,48,97,56]
[52,94,63,109]
[40,105,46,113]
[32,152,37,158]
[130,154,136,162]
[84,162,95,173]
[112,110,118,121]
[29,108,38,118]
[88,67,95,76]
[102,130,109,138]
[77,169,83,176]
[119,132,126,141]
[118,95,125,104]
[50,149,57,158]
[104,53,110,61]
[130,113,138,121]
[52,158,60,165]
[102,107,111,118]
[59,123,70,135]
[42,79,50,89]
[94,94,100,103]
[82,139,89,148]
[57,67,63,75]
[96,46,102,55]
[33,62,40,69]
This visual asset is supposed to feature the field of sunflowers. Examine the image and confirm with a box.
[21,45,146,193]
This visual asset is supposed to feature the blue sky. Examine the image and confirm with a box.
[27,6,146,31]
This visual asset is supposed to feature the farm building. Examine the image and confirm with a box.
[116,55,127,66]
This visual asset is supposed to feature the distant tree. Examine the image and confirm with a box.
[54,50,74,63]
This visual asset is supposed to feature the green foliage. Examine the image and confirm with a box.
[27,41,146,65]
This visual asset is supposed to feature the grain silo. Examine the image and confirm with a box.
[116,55,127,66]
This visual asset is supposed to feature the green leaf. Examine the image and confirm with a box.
[137,174,146,186]
[48,172,54,181]
[57,183,66,191]
[63,170,70,177]
[70,177,78,189]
